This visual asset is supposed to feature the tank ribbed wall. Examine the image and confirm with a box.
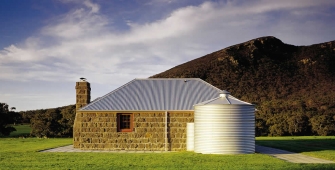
[194,105,255,154]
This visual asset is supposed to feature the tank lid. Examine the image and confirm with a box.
[194,90,253,106]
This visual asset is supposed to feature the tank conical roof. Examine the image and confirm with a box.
[194,90,253,106]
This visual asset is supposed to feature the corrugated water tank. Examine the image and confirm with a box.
[194,90,255,154]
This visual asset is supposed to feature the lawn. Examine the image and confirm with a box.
[0,137,335,169]
[9,124,32,137]
[256,136,335,162]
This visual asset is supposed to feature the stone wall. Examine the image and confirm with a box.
[75,81,91,110]
[73,111,194,151]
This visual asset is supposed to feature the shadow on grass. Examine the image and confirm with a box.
[256,137,335,153]
[256,145,295,154]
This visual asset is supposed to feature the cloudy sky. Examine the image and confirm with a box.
[1,0,335,111]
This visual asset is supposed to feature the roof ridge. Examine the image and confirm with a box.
[196,79,223,92]
[136,78,203,80]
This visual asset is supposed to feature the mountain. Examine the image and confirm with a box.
[151,36,335,136]
[17,36,335,137]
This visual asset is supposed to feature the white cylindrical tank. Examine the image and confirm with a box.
[194,90,255,154]
[186,123,194,151]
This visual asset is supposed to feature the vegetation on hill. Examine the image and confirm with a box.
[151,36,335,136]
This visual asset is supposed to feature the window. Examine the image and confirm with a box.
[117,113,133,132]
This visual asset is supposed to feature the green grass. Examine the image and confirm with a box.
[0,138,335,169]
[9,124,32,137]
[256,136,335,162]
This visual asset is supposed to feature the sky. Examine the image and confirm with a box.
[1,0,335,111]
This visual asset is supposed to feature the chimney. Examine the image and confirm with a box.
[75,78,91,110]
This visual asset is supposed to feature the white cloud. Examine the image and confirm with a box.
[146,0,179,6]
[41,8,107,39]
[1,0,335,81]
[83,0,100,13]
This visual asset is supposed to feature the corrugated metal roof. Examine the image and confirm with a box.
[81,78,223,111]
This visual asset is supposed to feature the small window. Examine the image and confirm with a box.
[117,113,133,132]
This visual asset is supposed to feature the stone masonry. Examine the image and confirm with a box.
[73,111,194,151]
[75,81,91,110]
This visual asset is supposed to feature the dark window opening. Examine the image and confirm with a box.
[117,113,133,132]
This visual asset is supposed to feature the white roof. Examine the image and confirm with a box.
[81,78,223,111]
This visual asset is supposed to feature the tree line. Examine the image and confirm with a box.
[0,103,76,137]
[2,98,334,137]
[255,99,335,136]
[20,104,76,137]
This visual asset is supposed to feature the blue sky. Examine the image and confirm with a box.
[1,0,335,111]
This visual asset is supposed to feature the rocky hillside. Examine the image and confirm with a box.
[151,36,335,136]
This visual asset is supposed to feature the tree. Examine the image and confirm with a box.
[58,105,76,137]
[19,110,35,124]
[310,113,335,136]
[287,112,309,135]
[0,103,16,136]
[30,109,62,137]
[22,104,76,137]
[266,113,289,136]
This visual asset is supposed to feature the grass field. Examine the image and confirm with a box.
[0,137,335,169]
[256,136,335,162]
[9,124,32,137]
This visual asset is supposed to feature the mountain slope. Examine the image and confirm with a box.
[151,36,335,136]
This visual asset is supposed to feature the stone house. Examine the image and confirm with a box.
[73,78,224,151]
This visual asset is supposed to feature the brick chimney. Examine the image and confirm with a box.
[75,78,91,110]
